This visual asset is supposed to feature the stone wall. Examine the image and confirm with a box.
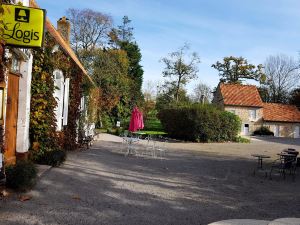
[263,122,300,138]
[224,106,263,135]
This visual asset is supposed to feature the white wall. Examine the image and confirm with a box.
[16,52,33,153]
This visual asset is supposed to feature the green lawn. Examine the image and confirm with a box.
[143,118,164,131]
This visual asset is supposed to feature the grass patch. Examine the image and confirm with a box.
[143,118,164,131]
[141,131,167,135]
[234,136,251,143]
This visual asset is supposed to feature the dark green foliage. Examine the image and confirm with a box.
[289,88,300,110]
[158,104,241,142]
[234,136,250,143]
[5,161,37,191]
[253,126,274,136]
[35,149,66,167]
[212,56,265,84]
[119,41,144,104]
[143,118,164,131]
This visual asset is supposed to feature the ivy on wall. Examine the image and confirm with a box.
[30,33,59,160]
[30,31,85,158]
[63,63,83,151]
[0,1,6,156]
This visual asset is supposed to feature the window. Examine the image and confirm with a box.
[53,70,70,131]
[249,109,256,120]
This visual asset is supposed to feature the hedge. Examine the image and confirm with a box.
[253,126,274,136]
[6,161,37,191]
[158,104,241,142]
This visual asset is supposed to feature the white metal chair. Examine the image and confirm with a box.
[153,137,167,159]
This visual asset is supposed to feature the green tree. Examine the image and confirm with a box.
[156,81,190,111]
[212,56,265,84]
[92,49,131,126]
[109,16,144,106]
[289,88,300,109]
[161,44,200,102]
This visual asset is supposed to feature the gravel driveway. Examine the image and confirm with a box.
[0,134,300,225]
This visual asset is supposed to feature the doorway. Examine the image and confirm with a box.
[274,125,280,137]
[294,126,300,138]
[244,124,249,135]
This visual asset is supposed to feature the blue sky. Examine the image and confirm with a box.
[38,0,300,93]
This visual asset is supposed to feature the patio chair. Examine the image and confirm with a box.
[143,135,155,157]
[78,128,94,149]
[153,137,167,159]
[269,152,298,181]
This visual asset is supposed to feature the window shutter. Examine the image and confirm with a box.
[53,71,64,131]
[57,78,65,130]
[63,78,70,126]
[80,96,85,112]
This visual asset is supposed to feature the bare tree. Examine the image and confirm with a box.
[143,80,158,101]
[263,54,300,103]
[191,81,212,103]
[161,44,201,102]
[67,8,112,53]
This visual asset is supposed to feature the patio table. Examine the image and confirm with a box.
[251,154,270,169]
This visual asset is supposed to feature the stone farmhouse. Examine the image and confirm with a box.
[213,83,300,138]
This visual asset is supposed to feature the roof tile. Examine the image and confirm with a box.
[220,83,263,107]
[263,103,300,122]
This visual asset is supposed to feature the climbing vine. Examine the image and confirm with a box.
[0,0,6,155]
[63,63,83,151]
[30,33,59,160]
[30,31,86,158]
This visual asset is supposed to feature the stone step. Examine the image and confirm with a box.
[208,218,300,225]
[208,219,270,225]
[268,218,300,225]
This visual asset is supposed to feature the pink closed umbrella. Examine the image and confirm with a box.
[129,107,144,132]
[137,108,144,130]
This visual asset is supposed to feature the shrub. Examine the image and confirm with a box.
[6,161,37,191]
[253,126,274,136]
[35,149,66,167]
[158,104,241,142]
[234,136,251,143]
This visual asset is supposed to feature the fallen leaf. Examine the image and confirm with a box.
[19,195,32,202]
[0,190,10,197]
[71,195,81,200]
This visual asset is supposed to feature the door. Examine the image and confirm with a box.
[4,73,20,165]
[244,124,249,135]
[294,126,300,138]
[274,125,280,137]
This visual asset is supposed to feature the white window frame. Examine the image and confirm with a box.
[249,109,257,121]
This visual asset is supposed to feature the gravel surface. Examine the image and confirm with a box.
[0,134,300,225]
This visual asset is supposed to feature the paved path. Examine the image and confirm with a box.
[1,134,300,225]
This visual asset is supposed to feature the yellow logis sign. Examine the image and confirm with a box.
[1,4,46,48]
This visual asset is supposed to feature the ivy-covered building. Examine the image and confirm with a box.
[0,0,95,172]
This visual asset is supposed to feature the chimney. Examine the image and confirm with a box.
[57,16,71,45]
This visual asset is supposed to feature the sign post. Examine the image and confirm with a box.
[0,4,46,48]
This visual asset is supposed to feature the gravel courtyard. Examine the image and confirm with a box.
[1,134,300,225]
